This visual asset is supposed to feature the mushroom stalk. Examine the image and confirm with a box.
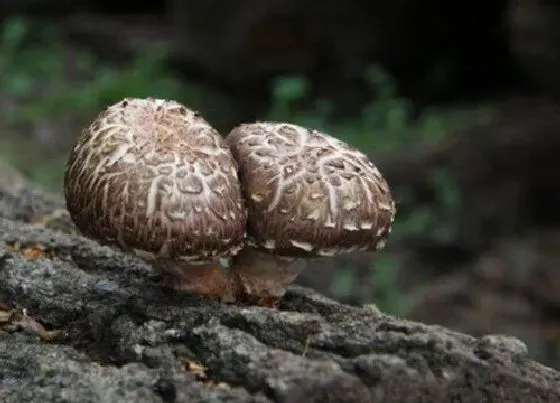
[148,248,305,307]
[152,258,239,303]
[230,247,307,307]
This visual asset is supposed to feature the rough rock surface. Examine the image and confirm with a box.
[0,161,559,403]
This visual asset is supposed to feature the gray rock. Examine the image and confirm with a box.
[0,167,559,402]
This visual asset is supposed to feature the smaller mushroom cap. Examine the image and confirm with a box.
[64,97,247,263]
[227,122,395,257]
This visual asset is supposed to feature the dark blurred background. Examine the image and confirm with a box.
[1,0,560,369]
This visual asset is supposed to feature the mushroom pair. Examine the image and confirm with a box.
[64,98,396,306]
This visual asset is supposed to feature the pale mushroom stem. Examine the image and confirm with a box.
[146,248,306,307]
[229,247,307,307]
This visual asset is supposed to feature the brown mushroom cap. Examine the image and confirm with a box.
[227,122,396,258]
[64,97,247,263]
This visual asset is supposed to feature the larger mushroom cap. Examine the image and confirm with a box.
[227,122,395,257]
[64,98,247,263]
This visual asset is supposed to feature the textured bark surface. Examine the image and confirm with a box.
[0,160,559,403]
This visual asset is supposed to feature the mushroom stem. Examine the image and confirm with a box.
[152,259,239,303]
[142,248,306,307]
[230,247,307,307]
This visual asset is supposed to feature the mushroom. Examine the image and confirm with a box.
[226,121,396,306]
[63,97,248,301]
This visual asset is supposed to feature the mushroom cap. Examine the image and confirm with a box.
[227,122,396,257]
[64,98,247,263]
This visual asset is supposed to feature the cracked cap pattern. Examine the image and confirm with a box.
[227,122,396,257]
[64,98,247,263]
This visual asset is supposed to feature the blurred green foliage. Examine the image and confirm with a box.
[0,16,229,188]
[0,16,491,314]
[266,69,488,154]
[0,17,181,123]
